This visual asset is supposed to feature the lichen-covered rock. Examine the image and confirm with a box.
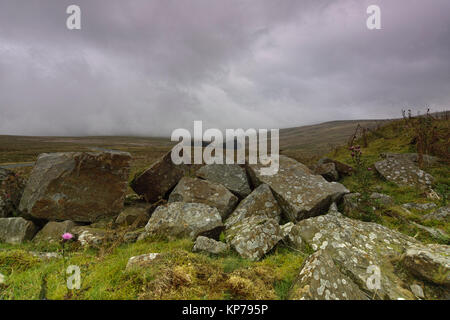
[411,222,448,240]
[380,153,441,167]
[126,253,161,270]
[402,244,450,287]
[226,216,282,261]
[34,220,77,243]
[19,151,131,222]
[287,213,425,299]
[224,184,281,229]
[290,250,368,300]
[313,162,339,182]
[115,206,150,227]
[0,217,38,244]
[0,168,25,218]
[374,158,434,190]
[196,164,251,198]
[370,193,394,207]
[193,236,229,255]
[130,151,192,203]
[144,202,224,240]
[168,177,238,219]
[402,202,437,212]
[422,206,450,222]
[248,155,349,222]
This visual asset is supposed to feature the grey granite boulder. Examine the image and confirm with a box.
[290,250,368,300]
[422,205,449,222]
[225,184,281,229]
[248,155,349,222]
[196,164,251,198]
[144,202,224,240]
[374,158,434,190]
[226,215,282,261]
[168,177,238,219]
[285,210,449,299]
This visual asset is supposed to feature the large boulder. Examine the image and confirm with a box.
[286,211,449,299]
[290,250,368,300]
[168,177,238,219]
[193,236,229,255]
[374,158,434,190]
[225,184,281,229]
[130,151,191,203]
[0,217,38,244]
[247,155,349,222]
[226,215,282,261]
[143,202,223,240]
[34,220,77,243]
[196,164,251,198]
[19,151,131,222]
[0,168,25,218]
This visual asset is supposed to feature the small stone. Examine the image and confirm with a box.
[193,236,229,255]
[126,253,161,270]
[410,284,425,299]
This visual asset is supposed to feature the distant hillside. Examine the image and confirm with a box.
[279,119,391,155]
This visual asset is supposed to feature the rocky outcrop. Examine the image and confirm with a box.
[196,164,251,198]
[248,155,349,222]
[0,168,24,218]
[143,202,224,240]
[286,210,450,299]
[0,217,38,244]
[374,158,434,190]
[225,184,281,229]
[130,151,191,203]
[193,236,229,255]
[115,206,150,227]
[19,151,131,222]
[226,216,282,261]
[422,206,449,222]
[34,220,77,243]
[168,177,238,219]
[290,250,368,300]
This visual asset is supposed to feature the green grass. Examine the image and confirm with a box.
[0,239,306,300]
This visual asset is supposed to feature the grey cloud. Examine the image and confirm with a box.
[0,0,449,136]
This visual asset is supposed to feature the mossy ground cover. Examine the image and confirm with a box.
[327,117,449,245]
[0,238,306,300]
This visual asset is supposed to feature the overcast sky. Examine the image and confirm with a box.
[0,0,449,136]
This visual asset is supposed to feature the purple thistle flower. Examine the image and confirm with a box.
[62,233,74,241]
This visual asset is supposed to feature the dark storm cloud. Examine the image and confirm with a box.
[0,0,449,136]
